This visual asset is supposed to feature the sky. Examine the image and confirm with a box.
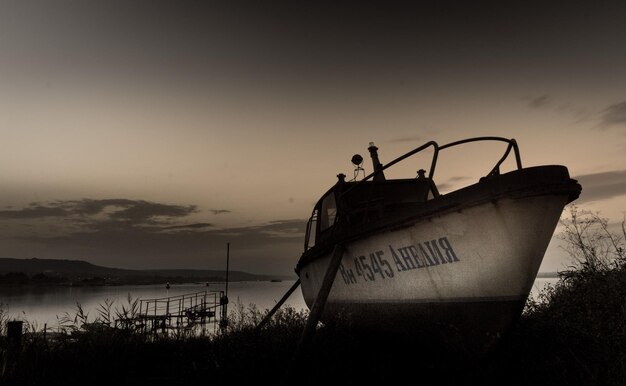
[1,1,625,276]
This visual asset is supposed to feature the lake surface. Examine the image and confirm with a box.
[0,280,307,329]
[1,277,559,329]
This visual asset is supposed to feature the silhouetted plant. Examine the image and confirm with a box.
[96,298,115,326]
[223,299,261,333]
[0,304,7,336]
[514,206,626,385]
[559,205,626,273]
[57,302,89,334]
[113,294,141,330]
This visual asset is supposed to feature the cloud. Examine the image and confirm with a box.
[573,170,626,203]
[107,201,197,223]
[447,176,471,183]
[528,98,626,129]
[523,95,590,121]
[255,219,306,238]
[0,199,198,228]
[61,199,140,216]
[0,198,306,274]
[210,209,231,215]
[160,223,214,231]
[436,183,452,191]
[188,219,306,244]
[386,136,424,143]
[23,217,306,249]
[0,205,69,219]
[599,101,626,128]
[526,94,552,109]
[7,214,306,274]
[436,176,471,192]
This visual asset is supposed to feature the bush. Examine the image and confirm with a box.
[482,207,626,385]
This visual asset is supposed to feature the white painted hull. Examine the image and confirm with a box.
[299,194,568,332]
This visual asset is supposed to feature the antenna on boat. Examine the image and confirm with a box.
[351,153,365,181]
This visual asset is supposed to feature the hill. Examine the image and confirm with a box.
[0,257,289,284]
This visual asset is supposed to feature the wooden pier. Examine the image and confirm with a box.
[116,290,227,335]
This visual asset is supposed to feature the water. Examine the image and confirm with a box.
[0,280,307,328]
[1,277,560,329]
[530,277,559,300]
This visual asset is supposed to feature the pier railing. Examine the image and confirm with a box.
[115,290,226,335]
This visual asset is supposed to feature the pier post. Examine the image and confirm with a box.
[4,321,24,377]
[7,320,23,351]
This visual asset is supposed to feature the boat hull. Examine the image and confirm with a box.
[299,193,569,337]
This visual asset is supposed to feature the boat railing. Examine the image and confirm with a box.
[433,137,522,179]
[341,136,522,199]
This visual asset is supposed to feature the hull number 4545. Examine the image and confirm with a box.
[338,236,460,285]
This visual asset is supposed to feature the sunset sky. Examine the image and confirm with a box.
[1,1,625,275]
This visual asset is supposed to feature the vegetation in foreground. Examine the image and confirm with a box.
[1,207,625,385]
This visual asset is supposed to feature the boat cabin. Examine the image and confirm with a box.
[304,144,440,251]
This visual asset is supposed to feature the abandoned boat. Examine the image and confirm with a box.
[296,137,581,337]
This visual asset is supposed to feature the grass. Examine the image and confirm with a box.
[0,302,310,386]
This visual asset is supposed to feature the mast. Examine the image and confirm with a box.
[220,242,230,329]
[225,242,230,297]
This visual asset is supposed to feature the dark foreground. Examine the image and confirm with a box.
[1,258,626,386]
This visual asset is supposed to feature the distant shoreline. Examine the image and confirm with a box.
[0,257,294,287]
[535,272,560,279]
[0,278,296,290]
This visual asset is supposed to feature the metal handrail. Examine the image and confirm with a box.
[433,136,522,179]
[341,136,522,199]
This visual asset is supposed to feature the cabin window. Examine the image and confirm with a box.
[304,209,318,250]
[319,193,337,231]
